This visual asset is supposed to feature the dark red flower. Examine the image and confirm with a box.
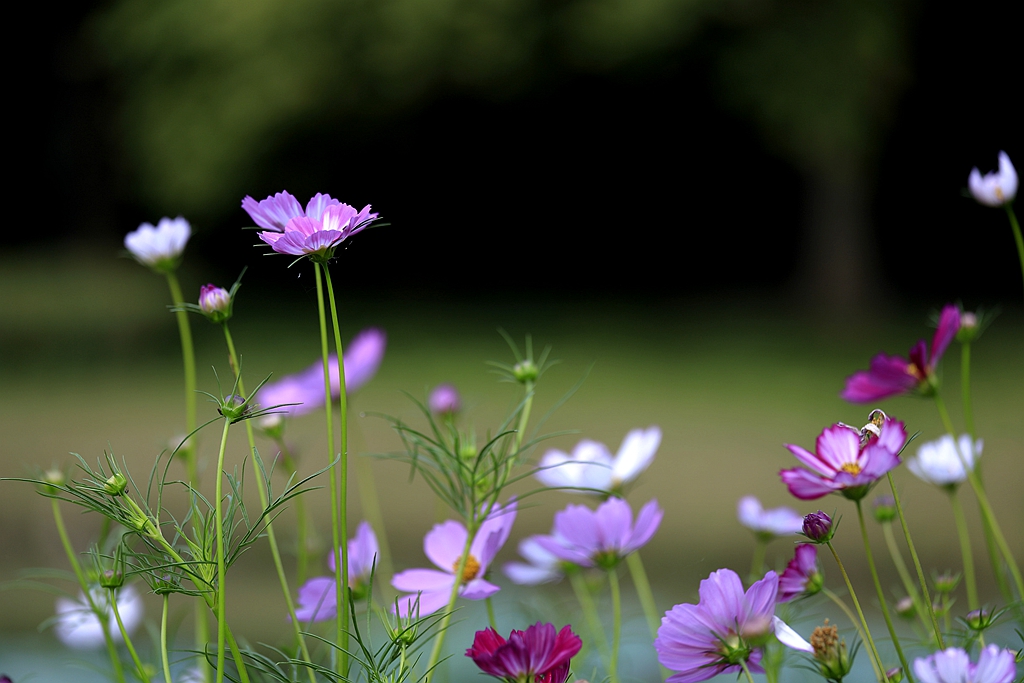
[467,622,582,683]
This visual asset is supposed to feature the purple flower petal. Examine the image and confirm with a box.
[242,191,303,231]
[423,521,468,570]
[391,569,454,593]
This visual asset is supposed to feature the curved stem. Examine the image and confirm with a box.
[856,501,912,683]
[626,552,660,639]
[213,419,231,683]
[322,264,350,675]
[1005,204,1024,301]
[569,571,609,665]
[822,587,882,682]
[825,541,888,682]
[110,587,150,683]
[222,324,317,683]
[51,499,126,683]
[880,522,929,640]
[608,569,622,683]
[948,490,979,611]
[738,659,757,683]
[161,595,173,683]
[425,528,474,681]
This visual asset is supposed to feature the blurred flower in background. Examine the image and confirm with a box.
[736,495,804,539]
[53,585,143,650]
[123,217,190,272]
[969,152,1018,207]
[907,434,982,488]
[536,427,661,494]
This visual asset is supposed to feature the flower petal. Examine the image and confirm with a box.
[772,617,813,653]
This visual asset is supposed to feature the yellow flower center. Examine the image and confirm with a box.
[840,462,862,475]
[906,363,923,380]
[454,554,481,582]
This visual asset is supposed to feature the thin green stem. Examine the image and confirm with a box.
[880,522,929,640]
[822,587,883,682]
[626,553,659,639]
[277,443,313,584]
[749,538,768,586]
[110,587,150,683]
[51,499,126,683]
[961,343,975,439]
[569,571,609,664]
[213,419,231,683]
[825,541,888,682]
[161,595,173,683]
[607,569,621,683]
[323,264,350,675]
[886,473,944,648]
[934,395,1024,598]
[514,381,534,453]
[486,597,498,631]
[222,324,317,683]
[949,490,979,610]
[1006,204,1024,301]
[313,262,345,671]
[856,501,912,683]
[738,659,757,683]
[425,527,475,682]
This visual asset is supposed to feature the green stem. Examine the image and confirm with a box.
[277,444,313,585]
[161,595,173,683]
[822,587,883,682]
[626,552,659,639]
[213,419,231,683]
[425,527,475,682]
[738,659,757,683]
[880,522,929,639]
[934,395,1024,598]
[313,261,345,671]
[569,571,609,664]
[608,569,621,683]
[1006,204,1024,301]
[222,324,317,683]
[749,538,768,586]
[110,588,150,683]
[323,264,350,675]
[885,473,944,648]
[354,452,393,580]
[961,343,975,439]
[949,489,979,610]
[514,381,534,453]
[51,499,126,683]
[486,597,498,631]
[856,501,912,683]
[825,541,888,682]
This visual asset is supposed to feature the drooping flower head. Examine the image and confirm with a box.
[736,496,804,539]
[841,305,960,403]
[54,585,144,650]
[429,384,461,416]
[535,427,661,495]
[907,434,982,489]
[968,152,1018,207]
[537,497,661,569]
[294,521,380,622]
[467,622,582,683]
[392,500,516,617]
[780,417,908,500]
[504,535,572,586]
[912,645,1017,683]
[124,217,191,272]
[244,190,378,260]
[778,544,823,602]
[655,569,812,683]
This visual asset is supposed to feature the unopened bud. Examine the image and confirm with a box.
[38,468,67,494]
[895,596,916,620]
[99,569,124,589]
[965,608,995,631]
[802,511,834,543]
[957,311,979,343]
[199,284,232,322]
[885,667,903,683]
[933,570,961,594]
[104,473,128,496]
[512,359,538,383]
[873,495,897,523]
[218,394,251,422]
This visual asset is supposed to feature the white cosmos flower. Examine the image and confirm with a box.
[54,584,144,650]
[968,151,1018,207]
[737,496,804,537]
[535,426,661,493]
[913,645,1017,683]
[907,434,982,488]
[124,217,191,270]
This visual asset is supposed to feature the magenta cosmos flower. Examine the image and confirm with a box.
[467,623,582,683]
[243,190,378,258]
[655,569,812,683]
[780,417,908,500]
[392,500,517,617]
[778,544,822,602]
[736,496,804,538]
[913,645,1017,683]
[294,521,379,622]
[536,497,661,569]
[842,305,960,403]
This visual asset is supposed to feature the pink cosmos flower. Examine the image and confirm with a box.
[968,152,1018,207]
[428,384,461,416]
[779,417,908,500]
[736,496,804,538]
[392,501,517,617]
[913,645,1017,683]
[536,497,661,569]
[655,569,812,683]
[294,521,379,622]
[778,544,822,602]
[467,622,582,683]
[841,305,960,403]
[245,189,378,258]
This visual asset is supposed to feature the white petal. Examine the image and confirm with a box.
[772,616,813,653]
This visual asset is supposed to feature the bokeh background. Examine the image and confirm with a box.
[2,0,1022,680]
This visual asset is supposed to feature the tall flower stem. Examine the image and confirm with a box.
[738,659,757,683]
[51,499,126,683]
[948,489,979,611]
[485,597,498,630]
[110,587,150,683]
[221,324,317,683]
[312,261,345,671]
[1005,204,1024,300]
[822,586,883,682]
[424,525,475,682]
[213,418,232,683]
[748,538,767,585]
[322,264,350,675]
[161,595,173,683]
[880,522,929,640]
[934,395,1024,598]
[825,540,888,682]
[514,381,534,453]
[353,452,393,579]
[885,473,944,648]
[626,552,660,639]
[607,568,622,683]
[569,571,609,664]
[855,501,912,683]
[275,440,314,584]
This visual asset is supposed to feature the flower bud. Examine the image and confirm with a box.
[933,570,961,594]
[964,608,995,631]
[37,468,67,495]
[259,414,284,438]
[104,472,128,496]
[810,620,854,682]
[872,495,897,523]
[895,596,916,620]
[199,284,232,322]
[512,359,539,383]
[802,511,834,543]
[885,667,904,683]
[99,569,124,589]
[218,394,251,423]
[805,570,824,596]
[428,384,461,416]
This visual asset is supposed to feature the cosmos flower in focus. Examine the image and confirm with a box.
[244,190,378,259]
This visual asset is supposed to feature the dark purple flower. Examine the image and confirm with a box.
[655,569,812,683]
[778,544,822,602]
[466,622,582,683]
[801,511,834,543]
[779,417,908,500]
[428,383,461,415]
[537,497,662,569]
[841,305,960,403]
